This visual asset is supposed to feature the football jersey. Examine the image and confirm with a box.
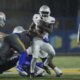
[32,14,55,42]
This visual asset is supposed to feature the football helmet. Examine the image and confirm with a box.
[13,26,25,33]
[0,12,6,27]
[39,5,51,20]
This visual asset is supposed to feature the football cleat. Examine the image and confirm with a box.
[17,66,28,76]
[56,73,62,77]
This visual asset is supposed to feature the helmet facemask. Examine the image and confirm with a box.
[39,5,51,21]
[40,11,50,21]
[0,18,5,27]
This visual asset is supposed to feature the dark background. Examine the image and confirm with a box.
[0,0,80,54]
[0,0,79,33]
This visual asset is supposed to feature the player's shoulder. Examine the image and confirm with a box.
[32,14,41,21]
[32,14,41,24]
[47,16,55,24]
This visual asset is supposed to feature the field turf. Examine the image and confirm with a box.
[0,74,80,80]
[0,56,80,80]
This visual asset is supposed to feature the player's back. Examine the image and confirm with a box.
[18,31,32,48]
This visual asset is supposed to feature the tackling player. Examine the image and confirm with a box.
[0,12,29,73]
[30,5,62,77]
[13,26,47,76]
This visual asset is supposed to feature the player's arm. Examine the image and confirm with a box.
[39,20,54,33]
[29,22,43,38]
[29,22,35,31]
[43,23,53,33]
[5,34,26,54]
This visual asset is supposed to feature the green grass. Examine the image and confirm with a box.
[53,56,80,68]
[0,74,80,80]
[0,56,80,80]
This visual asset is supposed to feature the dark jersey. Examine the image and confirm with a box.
[15,31,32,48]
[0,31,32,73]
[0,30,33,62]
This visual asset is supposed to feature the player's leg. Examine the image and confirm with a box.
[41,42,55,70]
[35,66,47,77]
[17,61,46,77]
[30,38,42,76]
[17,51,28,68]
[41,42,62,77]
[17,62,29,76]
[17,55,44,77]
[17,54,32,76]
[17,46,32,76]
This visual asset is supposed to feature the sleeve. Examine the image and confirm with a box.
[32,14,41,25]
[29,22,36,31]
[5,34,26,53]
[51,17,55,24]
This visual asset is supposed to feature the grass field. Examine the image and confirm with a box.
[0,74,80,80]
[53,56,80,68]
[0,56,80,80]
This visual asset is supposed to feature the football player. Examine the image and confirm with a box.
[0,12,29,73]
[13,26,47,76]
[30,5,62,77]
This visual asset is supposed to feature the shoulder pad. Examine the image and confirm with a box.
[47,16,55,24]
[32,14,41,24]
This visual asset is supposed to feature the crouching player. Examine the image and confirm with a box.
[0,12,29,73]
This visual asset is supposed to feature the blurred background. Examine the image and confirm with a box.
[0,0,80,55]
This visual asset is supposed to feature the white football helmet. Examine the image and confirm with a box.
[13,26,25,33]
[39,5,51,20]
[0,12,6,27]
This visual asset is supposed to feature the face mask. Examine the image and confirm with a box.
[42,17,48,21]
[0,18,5,27]
[40,11,49,21]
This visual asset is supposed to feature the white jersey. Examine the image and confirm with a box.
[32,14,55,41]
[26,46,48,58]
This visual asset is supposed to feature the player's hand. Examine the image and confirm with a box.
[39,20,48,27]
